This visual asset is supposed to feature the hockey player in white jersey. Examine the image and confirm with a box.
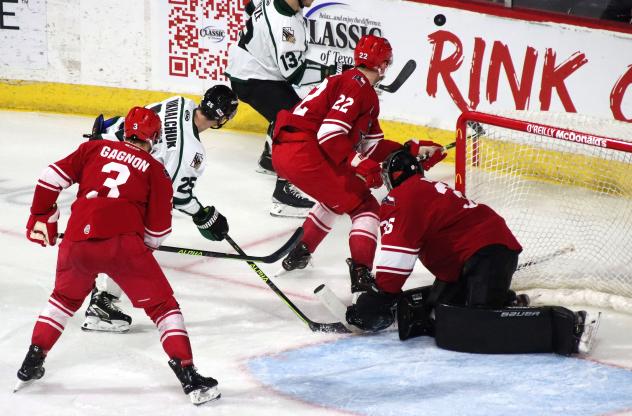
[81,85,239,332]
[226,0,341,218]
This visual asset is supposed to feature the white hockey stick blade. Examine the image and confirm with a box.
[313,284,362,333]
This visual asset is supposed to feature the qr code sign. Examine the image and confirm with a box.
[168,0,248,80]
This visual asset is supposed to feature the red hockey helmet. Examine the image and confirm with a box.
[354,34,393,74]
[124,106,161,143]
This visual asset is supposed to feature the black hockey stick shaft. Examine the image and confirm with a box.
[378,59,416,93]
[57,228,303,263]
[224,234,351,334]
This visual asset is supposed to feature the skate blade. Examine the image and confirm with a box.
[579,312,602,354]
[273,261,313,278]
[81,317,130,333]
[255,166,276,176]
[269,206,311,218]
[189,386,221,405]
[14,379,33,393]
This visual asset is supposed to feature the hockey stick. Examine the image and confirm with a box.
[516,245,575,271]
[378,59,416,93]
[314,284,361,333]
[57,228,303,263]
[224,234,351,334]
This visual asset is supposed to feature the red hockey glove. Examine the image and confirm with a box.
[26,204,59,247]
[405,139,447,170]
[349,152,383,189]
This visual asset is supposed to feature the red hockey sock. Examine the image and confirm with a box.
[301,203,339,252]
[348,197,379,268]
[31,294,77,352]
[147,298,193,365]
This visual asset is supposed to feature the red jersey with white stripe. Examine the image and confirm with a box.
[274,68,399,166]
[375,175,522,293]
[32,140,173,247]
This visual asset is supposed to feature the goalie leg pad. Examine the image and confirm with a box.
[434,304,555,354]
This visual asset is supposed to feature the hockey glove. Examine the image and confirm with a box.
[349,152,383,189]
[192,206,228,241]
[405,139,447,171]
[346,291,398,332]
[26,204,59,247]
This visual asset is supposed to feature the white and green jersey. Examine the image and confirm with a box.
[226,0,316,85]
[102,96,206,216]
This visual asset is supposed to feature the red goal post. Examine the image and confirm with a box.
[454,110,632,312]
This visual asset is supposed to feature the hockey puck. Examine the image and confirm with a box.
[434,14,446,26]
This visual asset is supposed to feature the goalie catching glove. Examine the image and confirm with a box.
[349,152,383,189]
[192,206,228,241]
[404,139,447,170]
[26,204,59,247]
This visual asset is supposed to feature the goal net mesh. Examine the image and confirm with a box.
[455,111,632,312]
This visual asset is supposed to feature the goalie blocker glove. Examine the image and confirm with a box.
[345,258,398,332]
[192,206,228,241]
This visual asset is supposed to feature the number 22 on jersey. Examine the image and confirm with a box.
[293,78,354,116]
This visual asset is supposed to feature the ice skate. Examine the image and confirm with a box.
[576,311,601,354]
[256,141,275,175]
[82,288,132,333]
[346,258,376,295]
[169,358,221,405]
[280,242,312,274]
[14,345,46,392]
[270,179,314,218]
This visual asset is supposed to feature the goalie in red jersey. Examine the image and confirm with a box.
[273,34,446,277]
[344,149,600,356]
[15,107,221,405]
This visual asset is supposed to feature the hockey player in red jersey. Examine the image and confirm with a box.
[345,149,600,356]
[15,107,221,405]
[273,34,446,277]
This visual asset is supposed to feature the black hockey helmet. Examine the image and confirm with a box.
[199,85,239,129]
[381,149,423,191]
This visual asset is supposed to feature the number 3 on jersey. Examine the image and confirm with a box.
[101,162,130,198]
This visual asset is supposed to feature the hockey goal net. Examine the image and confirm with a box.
[455,110,632,312]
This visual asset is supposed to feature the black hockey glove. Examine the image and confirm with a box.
[192,206,228,241]
[323,62,354,78]
[346,291,399,332]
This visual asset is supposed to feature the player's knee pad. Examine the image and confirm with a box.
[307,203,339,233]
[397,286,434,340]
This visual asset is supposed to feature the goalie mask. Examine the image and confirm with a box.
[200,85,239,129]
[381,149,423,191]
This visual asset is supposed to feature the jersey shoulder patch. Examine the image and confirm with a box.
[382,195,397,206]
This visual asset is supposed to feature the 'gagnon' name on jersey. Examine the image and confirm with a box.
[163,98,180,149]
[100,145,150,172]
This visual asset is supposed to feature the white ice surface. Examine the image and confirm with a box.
[1,111,632,416]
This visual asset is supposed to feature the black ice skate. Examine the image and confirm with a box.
[270,178,315,218]
[281,242,312,272]
[169,358,221,405]
[14,345,46,392]
[256,141,275,175]
[346,258,377,295]
[82,288,132,333]
[575,310,602,354]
